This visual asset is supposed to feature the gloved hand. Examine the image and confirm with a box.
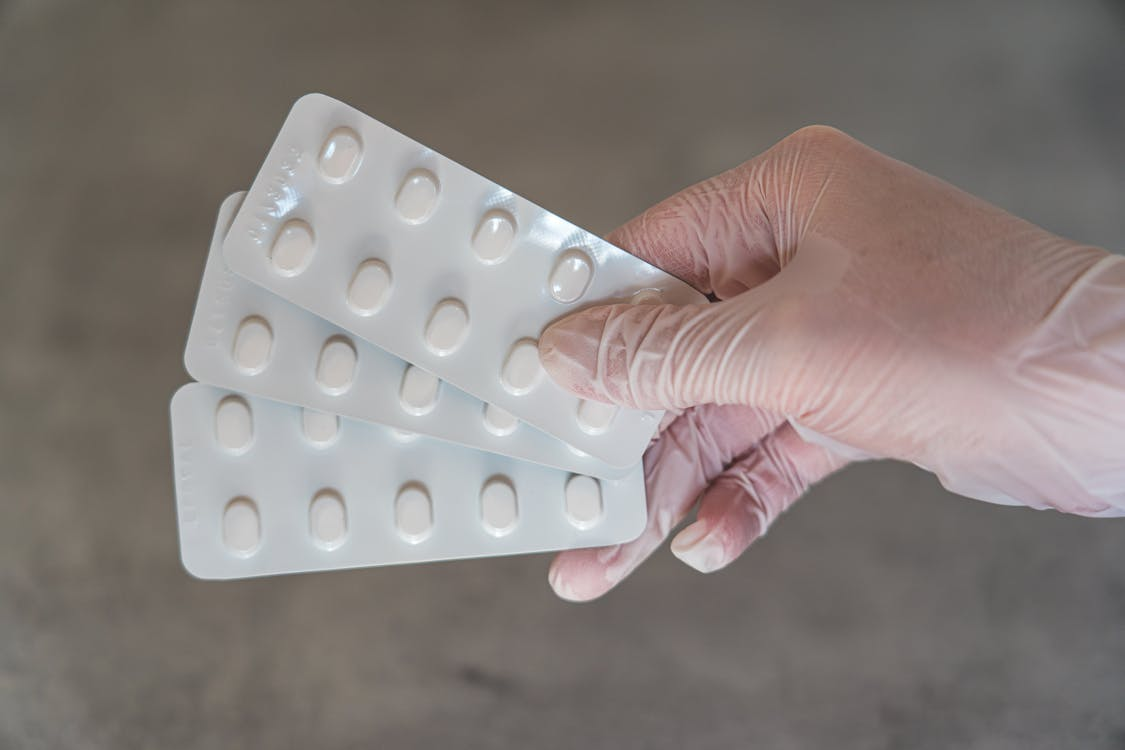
[539,126,1125,602]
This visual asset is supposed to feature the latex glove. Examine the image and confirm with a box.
[540,126,1125,602]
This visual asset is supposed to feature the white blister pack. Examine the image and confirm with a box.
[171,384,646,580]
[187,192,629,479]
[222,93,707,469]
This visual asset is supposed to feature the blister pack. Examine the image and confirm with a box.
[171,384,646,580]
[222,93,707,469]
[187,192,629,479]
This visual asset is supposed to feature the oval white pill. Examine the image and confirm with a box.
[482,403,518,437]
[576,399,618,435]
[472,210,516,264]
[231,316,272,374]
[318,127,362,182]
[309,489,347,550]
[501,338,544,395]
[396,485,433,543]
[316,336,357,395]
[630,288,663,305]
[222,497,260,556]
[270,220,315,276]
[346,259,392,315]
[424,298,469,356]
[549,248,593,303]
[214,396,253,454]
[301,408,339,446]
[400,365,440,415]
[395,169,439,223]
[564,475,603,530]
[480,477,518,537]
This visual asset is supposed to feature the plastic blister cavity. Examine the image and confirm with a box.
[185,193,631,479]
[170,384,647,579]
[221,94,708,469]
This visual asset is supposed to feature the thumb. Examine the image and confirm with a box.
[539,287,810,413]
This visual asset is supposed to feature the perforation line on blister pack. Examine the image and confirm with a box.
[171,385,647,579]
[223,94,710,468]
[187,193,632,479]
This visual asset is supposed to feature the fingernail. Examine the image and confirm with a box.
[671,522,727,573]
[538,309,611,386]
[670,521,708,550]
[548,565,580,602]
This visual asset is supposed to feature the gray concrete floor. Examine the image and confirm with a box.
[2,1,1124,747]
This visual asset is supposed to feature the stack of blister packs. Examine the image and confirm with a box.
[172,94,706,579]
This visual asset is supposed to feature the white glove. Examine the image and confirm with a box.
[538,126,1125,601]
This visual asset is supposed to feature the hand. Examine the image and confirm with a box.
[539,126,1125,602]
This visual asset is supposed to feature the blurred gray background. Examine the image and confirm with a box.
[2,1,1124,747]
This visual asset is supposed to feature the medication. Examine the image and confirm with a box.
[170,384,647,579]
[424,299,469,356]
[231,317,272,373]
[269,220,315,276]
[549,249,594,303]
[346,259,391,314]
[483,403,518,437]
[221,497,261,556]
[479,477,518,537]
[394,485,433,543]
[318,128,362,182]
[399,365,440,416]
[301,409,339,446]
[309,489,347,550]
[214,396,253,453]
[222,94,707,468]
[186,193,631,479]
[315,336,357,394]
[395,169,440,222]
[576,399,618,435]
[472,210,516,263]
[501,339,544,395]
[564,475,604,530]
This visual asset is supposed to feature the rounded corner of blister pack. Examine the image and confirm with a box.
[620,500,649,544]
[180,347,197,380]
[170,383,194,413]
[178,552,217,582]
[293,91,334,112]
[219,190,247,217]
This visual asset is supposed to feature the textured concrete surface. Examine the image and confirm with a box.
[1,1,1124,748]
